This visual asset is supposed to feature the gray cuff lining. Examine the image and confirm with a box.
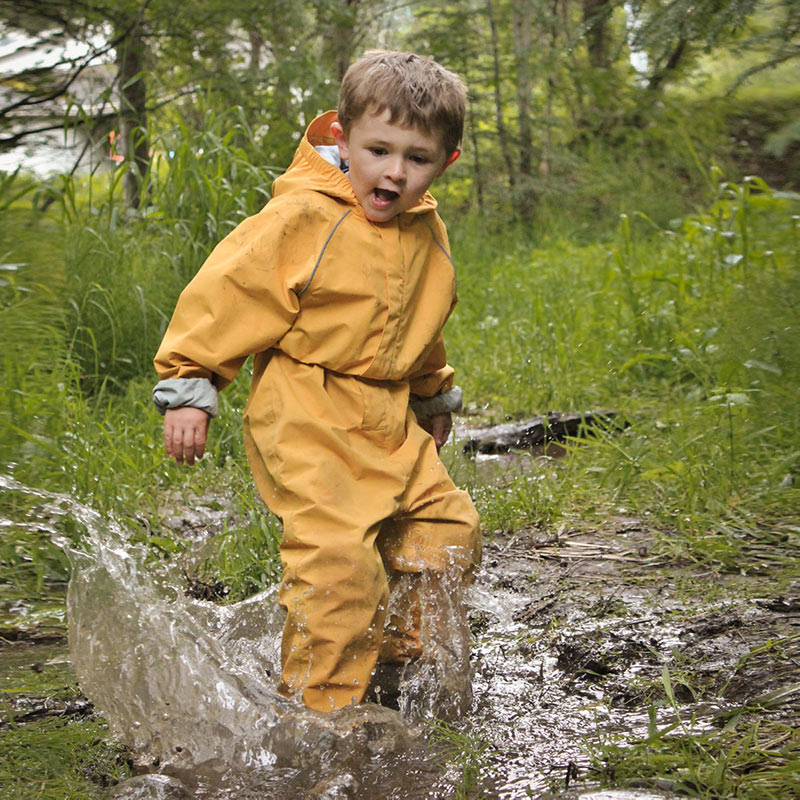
[410,386,462,418]
[152,377,219,418]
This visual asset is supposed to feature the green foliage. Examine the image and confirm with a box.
[0,170,37,212]
[0,189,280,599]
[141,104,278,276]
[449,455,568,535]
[445,175,799,565]
[3,112,798,577]
[36,104,279,394]
[430,719,491,799]
[587,662,800,799]
[3,0,797,232]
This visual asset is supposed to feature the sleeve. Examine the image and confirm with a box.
[152,377,219,417]
[407,334,461,418]
[407,213,461,412]
[407,333,454,399]
[153,199,322,391]
[409,385,462,417]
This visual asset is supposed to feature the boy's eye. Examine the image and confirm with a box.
[369,147,387,156]
[410,155,431,164]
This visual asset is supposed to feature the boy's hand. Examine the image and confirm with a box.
[418,411,452,452]
[164,407,210,466]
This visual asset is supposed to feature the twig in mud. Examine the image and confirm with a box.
[564,760,580,788]
[563,540,617,550]
[514,592,562,624]
[536,549,645,562]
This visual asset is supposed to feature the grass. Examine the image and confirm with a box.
[430,719,492,799]
[0,621,131,799]
[0,716,131,799]
[590,716,800,799]
[587,662,800,799]
[445,176,800,569]
[2,171,798,590]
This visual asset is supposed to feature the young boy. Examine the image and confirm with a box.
[153,50,481,713]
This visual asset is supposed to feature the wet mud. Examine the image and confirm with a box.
[1,477,798,799]
[466,521,799,797]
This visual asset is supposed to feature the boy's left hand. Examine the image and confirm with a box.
[418,411,452,451]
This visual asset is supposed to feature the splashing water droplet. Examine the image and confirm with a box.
[1,476,477,797]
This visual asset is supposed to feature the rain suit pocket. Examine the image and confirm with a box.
[320,370,364,432]
[358,379,392,433]
[358,379,411,445]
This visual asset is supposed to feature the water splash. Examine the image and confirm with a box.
[0,476,475,798]
[3,475,710,799]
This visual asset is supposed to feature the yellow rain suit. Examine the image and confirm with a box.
[154,111,481,711]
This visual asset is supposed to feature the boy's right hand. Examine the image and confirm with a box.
[164,407,210,466]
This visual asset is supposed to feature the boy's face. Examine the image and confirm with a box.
[331,109,456,223]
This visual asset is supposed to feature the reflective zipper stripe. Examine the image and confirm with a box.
[298,209,352,297]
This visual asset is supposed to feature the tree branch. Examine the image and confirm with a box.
[727,44,800,94]
[647,36,688,93]
[0,112,117,150]
[0,83,200,151]
[0,0,154,119]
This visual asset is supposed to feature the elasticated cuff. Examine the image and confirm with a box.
[152,377,219,418]
[410,386,462,418]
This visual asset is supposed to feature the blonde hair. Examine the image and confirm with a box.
[338,50,467,156]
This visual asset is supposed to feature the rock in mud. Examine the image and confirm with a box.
[308,771,358,798]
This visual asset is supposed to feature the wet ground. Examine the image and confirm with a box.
[1,482,799,799]
[467,519,799,796]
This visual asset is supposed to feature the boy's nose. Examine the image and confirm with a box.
[385,157,406,184]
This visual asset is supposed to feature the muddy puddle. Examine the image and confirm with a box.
[1,472,798,799]
[468,521,799,796]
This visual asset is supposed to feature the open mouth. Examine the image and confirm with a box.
[373,188,399,205]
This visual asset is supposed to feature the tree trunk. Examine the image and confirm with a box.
[582,0,610,69]
[540,0,561,177]
[511,0,536,221]
[337,0,358,80]
[486,0,516,202]
[116,23,149,209]
[318,0,360,81]
[467,98,485,214]
[248,30,264,70]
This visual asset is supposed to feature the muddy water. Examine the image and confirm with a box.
[467,518,800,797]
[467,531,684,797]
[2,474,797,799]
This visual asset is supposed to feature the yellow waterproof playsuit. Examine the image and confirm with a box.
[154,111,481,711]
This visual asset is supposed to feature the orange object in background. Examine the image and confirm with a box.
[108,130,124,163]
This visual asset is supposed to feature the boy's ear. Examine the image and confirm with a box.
[440,149,461,173]
[330,121,349,160]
